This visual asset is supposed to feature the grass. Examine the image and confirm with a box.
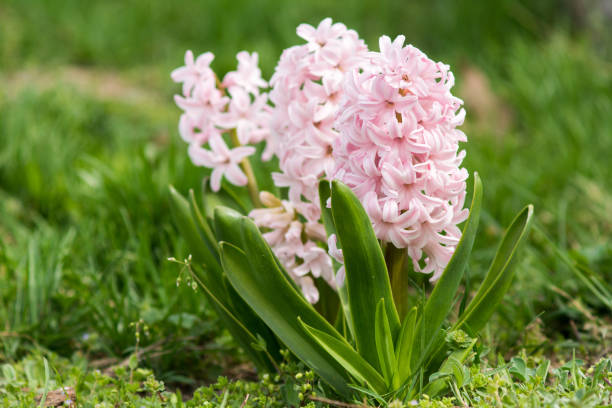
[0,0,611,405]
[1,352,610,407]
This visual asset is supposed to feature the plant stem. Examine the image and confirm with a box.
[229,129,261,207]
[385,244,409,320]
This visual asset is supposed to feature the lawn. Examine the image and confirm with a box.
[0,0,610,406]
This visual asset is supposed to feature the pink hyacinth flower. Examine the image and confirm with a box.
[188,134,255,192]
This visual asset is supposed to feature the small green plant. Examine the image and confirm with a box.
[167,17,537,404]
[170,174,534,403]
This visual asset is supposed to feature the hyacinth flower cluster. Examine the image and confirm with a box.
[169,18,534,403]
[333,35,469,281]
[172,18,469,301]
[171,50,270,196]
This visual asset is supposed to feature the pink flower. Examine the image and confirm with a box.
[269,18,368,209]
[363,192,420,248]
[172,49,274,192]
[171,50,215,96]
[188,134,255,191]
[327,234,345,288]
[248,191,336,302]
[174,20,471,298]
[298,276,319,304]
[294,242,332,279]
[333,35,469,280]
[223,51,268,95]
[216,87,271,145]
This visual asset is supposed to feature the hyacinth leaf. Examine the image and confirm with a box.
[300,319,387,395]
[395,306,418,382]
[220,235,351,396]
[168,186,223,292]
[423,338,477,397]
[375,298,398,388]
[213,206,247,248]
[410,173,482,371]
[188,189,219,258]
[318,180,353,337]
[168,187,275,372]
[200,179,250,219]
[239,215,345,343]
[214,206,303,297]
[190,264,277,372]
[212,206,284,360]
[456,204,534,333]
[331,180,400,370]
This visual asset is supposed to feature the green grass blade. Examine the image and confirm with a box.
[331,180,400,370]
[411,173,482,370]
[300,319,387,395]
[220,236,351,396]
[457,204,534,333]
[535,227,612,311]
[37,358,50,408]
[375,298,397,388]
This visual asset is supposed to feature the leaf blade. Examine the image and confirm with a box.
[300,319,387,395]
[318,180,353,337]
[375,298,397,388]
[457,204,534,333]
[395,306,418,381]
[411,173,483,370]
[331,180,400,370]
[220,229,352,396]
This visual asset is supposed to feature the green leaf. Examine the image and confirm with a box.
[190,263,277,372]
[214,206,303,296]
[318,180,353,336]
[411,173,483,370]
[395,306,418,381]
[300,319,387,395]
[212,206,283,363]
[318,181,336,237]
[213,206,247,248]
[423,338,477,397]
[169,186,276,372]
[456,204,534,333]
[375,298,398,388]
[220,233,351,396]
[201,180,250,218]
[188,189,218,255]
[331,180,400,370]
[168,185,224,294]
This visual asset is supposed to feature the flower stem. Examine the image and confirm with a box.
[385,244,409,320]
[230,130,261,207]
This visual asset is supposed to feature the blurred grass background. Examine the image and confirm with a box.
[0,0,610,387]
